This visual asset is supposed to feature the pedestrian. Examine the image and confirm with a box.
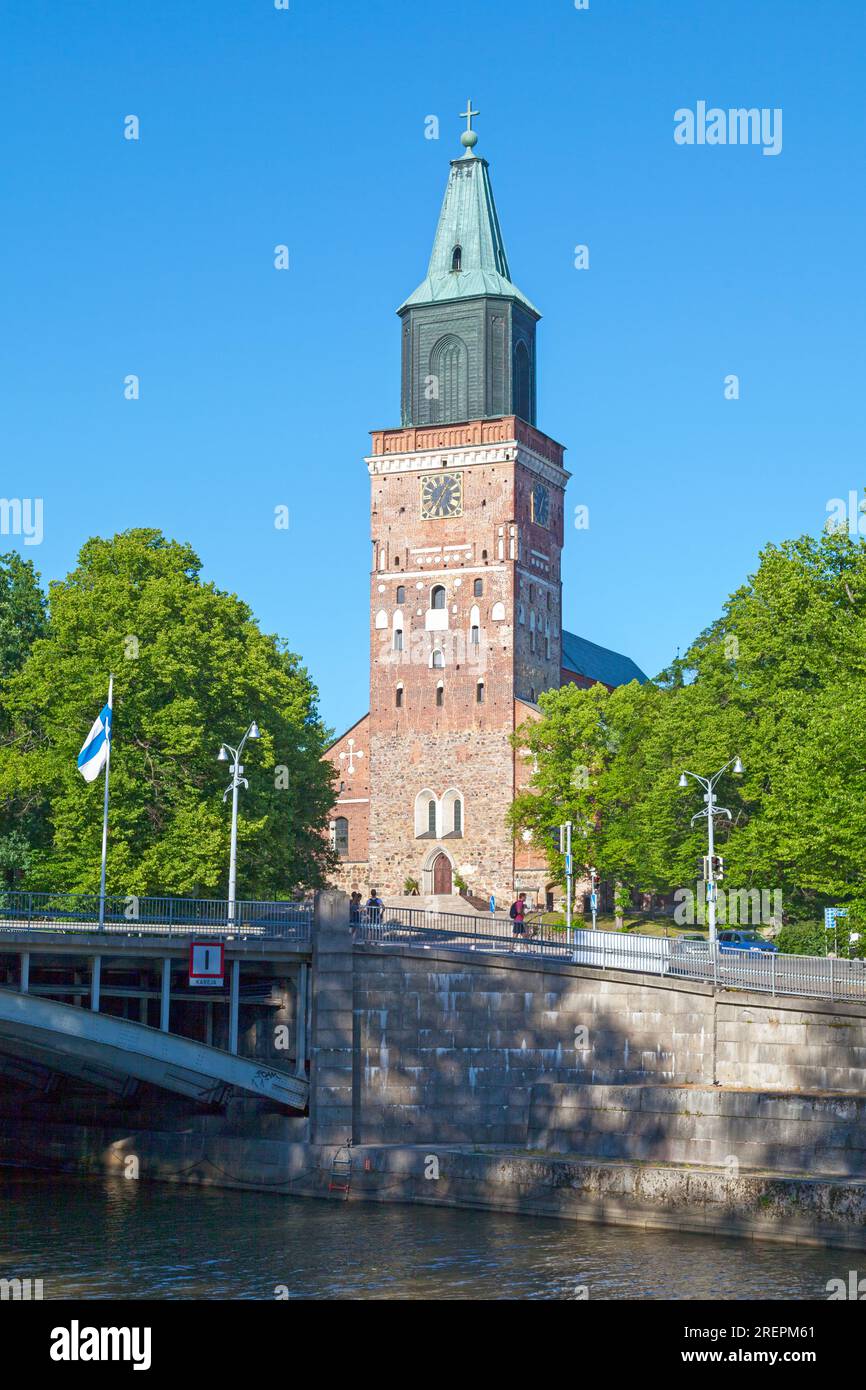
[365,889,383,926]
[509,891,527,946]
[349,891,362,924]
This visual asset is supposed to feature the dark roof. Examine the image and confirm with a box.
[561,630,648,688]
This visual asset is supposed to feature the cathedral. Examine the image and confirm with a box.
[326,110,646,910]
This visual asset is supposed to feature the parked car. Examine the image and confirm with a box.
[717,929,777,954]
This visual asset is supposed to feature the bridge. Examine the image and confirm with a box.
[2,887,866,1256]
[0,887,863,1134]
[0,892,312,1114]
[0,989,308,1107]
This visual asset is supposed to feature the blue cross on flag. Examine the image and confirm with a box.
[77,697,113,783]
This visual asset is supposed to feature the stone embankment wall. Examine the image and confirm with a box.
[301,893,866,1163]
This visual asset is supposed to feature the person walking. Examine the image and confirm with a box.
[509,891,527,948]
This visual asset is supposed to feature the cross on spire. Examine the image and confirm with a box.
[460,99,479,134]
[459,100,480,154]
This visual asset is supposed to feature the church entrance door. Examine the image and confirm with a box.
[432,853,452,895]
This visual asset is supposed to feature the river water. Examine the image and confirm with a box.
[0,1171,850,1300]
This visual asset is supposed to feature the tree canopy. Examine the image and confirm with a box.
[0,552,49,878]
[510,527,866,920]
[0,530,336,897]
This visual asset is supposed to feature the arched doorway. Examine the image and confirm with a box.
[432,853,453,895]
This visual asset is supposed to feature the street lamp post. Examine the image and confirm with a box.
[217,721,260,924]
[559,821,574,944]
[677,756,743,945]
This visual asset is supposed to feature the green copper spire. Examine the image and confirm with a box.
[398,108,539,315]
[397,111,540,428]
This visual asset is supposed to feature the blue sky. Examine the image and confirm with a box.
[3,0,864,735]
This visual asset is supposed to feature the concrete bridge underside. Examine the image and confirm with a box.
[0,988,308,1110]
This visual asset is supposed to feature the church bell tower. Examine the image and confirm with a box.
[365,107,570,904]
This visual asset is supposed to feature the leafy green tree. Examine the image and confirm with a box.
[0,530,336,897]
[511,527,866,919]
[0,553,49,878]
[775,920,827,957]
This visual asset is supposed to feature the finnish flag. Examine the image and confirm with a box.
[77,694,113,783]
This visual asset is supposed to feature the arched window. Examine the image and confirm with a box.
[514,341,531,421]
[451,245,462,272]
[396,585,406,604]
[441,788,464,838]
[393,627,403,652]
[431,585,446,610]
[375,609,388,629]
[481,549,488,560]
[429,334,468,423]
[415,789,437,838]
[473,578,483,597]
[436,682,444,707]
[431,649,444,669]
[396,684,403,708]
[476,680,484,704]
[334,817,349,857]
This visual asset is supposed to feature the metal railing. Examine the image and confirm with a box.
[0,891,312,941]
[667,937,866,1002]
[352,905,578,959]
[352,907,866,1004]
[3,894,864,1004]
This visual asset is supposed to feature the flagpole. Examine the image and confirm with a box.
[98,674,113,932]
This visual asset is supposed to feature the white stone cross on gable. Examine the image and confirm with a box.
[339,738,364,776]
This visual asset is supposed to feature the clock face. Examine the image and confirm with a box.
[420,472,463,520]
[531,483,550,527]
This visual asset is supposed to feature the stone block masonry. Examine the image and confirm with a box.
[528,1084,866,1176]
[339,938,866,1148]
[309,891,355,1146]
